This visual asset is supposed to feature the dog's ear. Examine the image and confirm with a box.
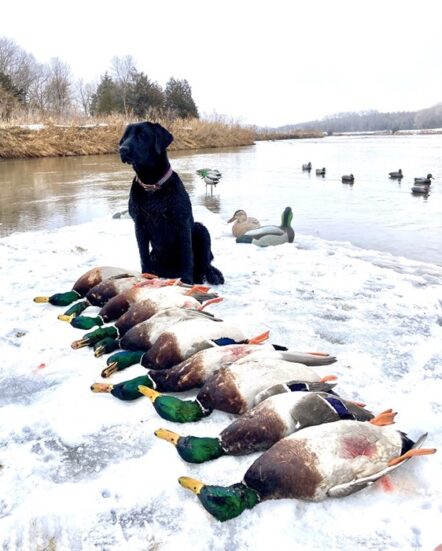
[153,123,174,154]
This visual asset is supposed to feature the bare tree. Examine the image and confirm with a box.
[75,78,96,116]
[110,55,136,116]
[45,57,73,118]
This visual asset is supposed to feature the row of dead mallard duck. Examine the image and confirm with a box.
[34,266,436,522]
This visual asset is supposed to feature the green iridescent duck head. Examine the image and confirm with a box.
[69,314,104,330]
[94,337,119,357]
[91,374,154,401]
[34,290,81,307]
[178,477,260,522]
[155,428,224,463]
[101,350,144,377]
[71,326,118,349]
[138,385,211,423]
[57,300,91,322]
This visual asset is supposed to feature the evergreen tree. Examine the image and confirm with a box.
[90,73,122,116]
[164,78,198,119]
[127,71,164,117]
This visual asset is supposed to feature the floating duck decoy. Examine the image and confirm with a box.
[316,168,326,176]
[155,389,392,463]
[411,184,430,195]
[389,169,403,179]
[414,174,434,185]
[94,346,337,395]
[227,210,261,237]
[138,354,335,422]
[179,421,436,521]
[341,174,355,183]
[69,282,212,330]
[33,266,141,308]
[236,206,294,247]
[302,162,312,172]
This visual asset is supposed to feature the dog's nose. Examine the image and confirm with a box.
[119,145,131,163]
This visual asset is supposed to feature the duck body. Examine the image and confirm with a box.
[120,307,221,351]
[179,422,435,521]
[389,169,403,179]
[156,387,376,462]
[33,266,141,307]
[414,174,433,184]
[411,184,430,194]
[341,174,354,183]
[316,168,326,176]
[227,210,261,237]
[142,319,248,370]
[302,162,312,171]
[236,207,294,247]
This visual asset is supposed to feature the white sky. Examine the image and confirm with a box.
[2,0,442,126]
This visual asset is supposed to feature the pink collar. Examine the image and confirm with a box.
[135,167,173,192]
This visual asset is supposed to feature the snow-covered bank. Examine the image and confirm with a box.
[1,206,441,550]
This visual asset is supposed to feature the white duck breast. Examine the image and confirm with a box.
[197,359,321,414]
[120,308,221,351]
[143,319,248,369]
[73,266,140,296]
[244,421,406,502]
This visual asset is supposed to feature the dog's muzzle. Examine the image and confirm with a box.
[119,146,132,164]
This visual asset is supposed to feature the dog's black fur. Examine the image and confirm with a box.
[119,121,224,285]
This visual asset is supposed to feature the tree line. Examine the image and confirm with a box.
[0,37,199,121]
[278,106,442,134]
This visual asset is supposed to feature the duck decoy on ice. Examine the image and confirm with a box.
[414,174,434,185]
[155,390,393,463]
[179,421,436,521]
[315,167,326,176]
[341,174,355,184]
[236,206,294,247]
[196,168,222,193]
[302,162,312,171]
[227,210,261,237]
[389,169,403,179]
[33,266,141,308]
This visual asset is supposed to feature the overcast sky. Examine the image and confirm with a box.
[2,0,441,127]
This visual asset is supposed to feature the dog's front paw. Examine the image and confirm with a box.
[205,267,224,285]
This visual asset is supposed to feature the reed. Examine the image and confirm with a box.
[0,115,321,160]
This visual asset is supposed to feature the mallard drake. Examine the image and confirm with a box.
[155,389,391,463]
[136,321,268,370]
[196,168,222,189]
[58,273,160,321]
[302,162,312,171]
[341,174,355,183]
[227,210,261,237]
[236,207,294,247]
[316,168,326,176]
[71,292,219,351]
[33,266,141,308]
[137,355,335,422]
[414,174,434,185]
[93,346,336,395]
[179,421,436,521]
[70,282,212,331]
[389,169,403,179]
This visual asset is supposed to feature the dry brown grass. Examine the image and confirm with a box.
[0,115,322,159]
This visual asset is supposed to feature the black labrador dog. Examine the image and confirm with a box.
[119,121,224,285]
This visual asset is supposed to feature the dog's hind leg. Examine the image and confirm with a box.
[192,223,224,285]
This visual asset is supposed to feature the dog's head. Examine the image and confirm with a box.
[119,122,174,170]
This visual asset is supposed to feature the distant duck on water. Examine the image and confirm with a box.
[227,210,261,237]
[389,169,403,179]
[302,162,312,171]
[316,167,326,176]
[414,174,434,185]
[341,174,355,183]
[236,206,294,247]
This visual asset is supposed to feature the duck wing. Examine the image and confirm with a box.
[327,433,428,498]
[243,225,285,237]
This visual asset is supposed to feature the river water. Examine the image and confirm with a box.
[1,134,441,265]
